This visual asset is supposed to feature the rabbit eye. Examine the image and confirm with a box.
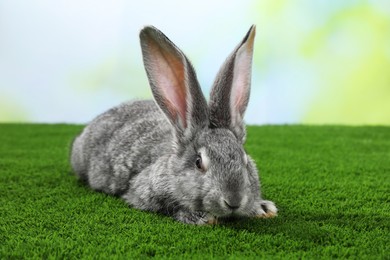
[195,148,209,172]
[195,155,203,170]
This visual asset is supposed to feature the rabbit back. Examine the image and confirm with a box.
[71,100,172,195]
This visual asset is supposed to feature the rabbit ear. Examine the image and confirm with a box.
[209,25,256,140]
[140,26,208,138]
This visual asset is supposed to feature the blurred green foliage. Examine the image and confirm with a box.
[304,3,390,124]
[0,94,28,122]
[253,1,390,125]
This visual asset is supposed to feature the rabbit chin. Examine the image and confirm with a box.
[206,207,250,219]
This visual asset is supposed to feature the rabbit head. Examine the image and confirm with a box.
[140,25,261,218]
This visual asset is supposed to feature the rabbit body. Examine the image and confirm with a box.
[71,25,277,224]
[71,100,170,196]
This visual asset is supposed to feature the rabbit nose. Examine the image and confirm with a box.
[223,199,240,210]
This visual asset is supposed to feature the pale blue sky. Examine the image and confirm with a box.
[1,0,389,124]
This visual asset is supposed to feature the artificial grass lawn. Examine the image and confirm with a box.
[0,124,389,259]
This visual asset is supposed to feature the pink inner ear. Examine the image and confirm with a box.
[230,26,256,124]
[230,27,255,122]
[230,26,256,114]
[159,73,187,128]
[148,39,188,128]
[231,50,252,119]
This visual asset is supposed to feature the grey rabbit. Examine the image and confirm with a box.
[70,25,277,224]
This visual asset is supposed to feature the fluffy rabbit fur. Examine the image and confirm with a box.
[70,25,277,224]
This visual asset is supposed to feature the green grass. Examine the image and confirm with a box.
[1,124,389,259]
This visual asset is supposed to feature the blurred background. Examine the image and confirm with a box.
[1,0,389,125]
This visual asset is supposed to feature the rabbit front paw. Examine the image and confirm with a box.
[255,200,278,218]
